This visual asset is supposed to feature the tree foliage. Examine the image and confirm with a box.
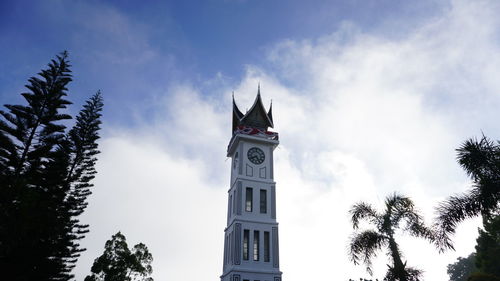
[0,52,103,280]
[467,272,500,281]
[435,136,500,251]
[475,215,500,277]
[446,219,500,281]
[447,216,500,281]
[447,253,477,281]
[85,232,154,281]
[348,193,434,281]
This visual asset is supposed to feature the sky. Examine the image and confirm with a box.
[1,0,500,280]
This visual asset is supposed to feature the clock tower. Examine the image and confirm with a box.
[220,87,282,281]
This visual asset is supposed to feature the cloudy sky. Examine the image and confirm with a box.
[1,0,500,280]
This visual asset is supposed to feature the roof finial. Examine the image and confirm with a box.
[258,82,261,96]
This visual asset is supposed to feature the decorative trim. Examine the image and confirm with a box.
[272,227,280,268]
[228,194,232,222]
[259,167,266,178]
[236,182,242,216]
[232,274,241,281]
[271,185,276,219]
[238,145,243,175]
[234,125,278,140]
[246,164,253,177]
[230,232,233,265]
[225,219,278,231]
[231,176,276,185]
[223,235,228,268]
[269,146,274,179]
[234,223,242,265]
[274,277,281,281]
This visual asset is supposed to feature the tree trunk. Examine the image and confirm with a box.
[388,236,407,281]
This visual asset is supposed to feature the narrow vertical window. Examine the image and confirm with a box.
[229,232,233,264]
[245,188,253,212]
[253,230,260,261]
[227,235,230,264]
[224,235,228,264]
[260,189,267,213]
[229,194,233,216]
[264,231,270,262]
[233,190,237,214]
[243,230,249,260]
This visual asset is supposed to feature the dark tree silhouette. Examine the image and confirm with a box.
[467,272,500,281]
[0,52,103,280]
[434,136,500,251]
[474,215,500,277]
[85,232,154,281]
[448,215,500,281]
[447,253,477,281]
[348,193,434,281]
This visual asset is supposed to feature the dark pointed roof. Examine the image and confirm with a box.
[232,93,244,133]
[232,86,274,133]
[267,100,273,125]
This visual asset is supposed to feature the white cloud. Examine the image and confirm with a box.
[77,134,228,280]
[75,0,499,280]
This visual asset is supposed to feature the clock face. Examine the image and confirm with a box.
[247,147,265,165]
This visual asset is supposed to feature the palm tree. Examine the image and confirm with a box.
[434,135,500,251]
[348,193,435,281]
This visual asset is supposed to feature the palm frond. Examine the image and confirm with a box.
[388,196,435,242]
[349,230,387,275]
[405,218,435,242]
[350,202,380,229]
[457,135,500,182]
[390,195,416,225]
[434,188,482,251]
[385,193,412,215]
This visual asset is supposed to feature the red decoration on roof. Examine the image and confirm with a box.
[234,125,279,140]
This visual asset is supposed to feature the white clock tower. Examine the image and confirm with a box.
[220,87,282,281]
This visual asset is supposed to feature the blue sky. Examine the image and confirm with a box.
[0,0,447,125]
[1,0,500,280]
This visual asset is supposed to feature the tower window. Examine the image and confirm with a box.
[260,189,267,213]
[264,231,270,262]
[229,232,233,264]
[229,194,233,216]
[243,229,249,260]
[253,230,260,261]
[245,188,253,212]
[233,190,237,214]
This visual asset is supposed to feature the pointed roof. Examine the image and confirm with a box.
[232,86,274,133]
[232,93,244,132]
[232,92,244,119]
[267,99,273,125]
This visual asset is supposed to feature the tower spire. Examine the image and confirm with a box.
[231,85,273,133]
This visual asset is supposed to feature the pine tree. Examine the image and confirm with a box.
[475,215,500,277]
[0,52,103,280]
